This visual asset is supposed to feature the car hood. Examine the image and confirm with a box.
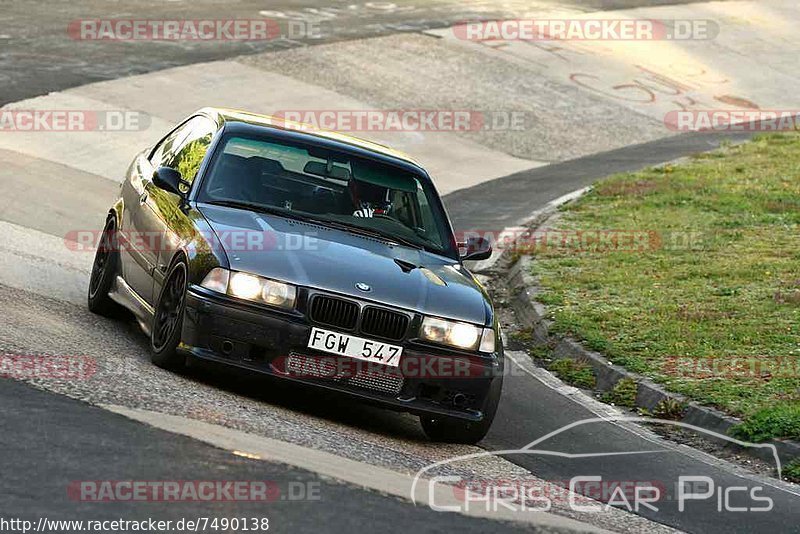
[197,204,489,325]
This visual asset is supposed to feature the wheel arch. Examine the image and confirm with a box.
[109,198,124,227]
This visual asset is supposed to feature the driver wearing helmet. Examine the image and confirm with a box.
[349,178,392,218]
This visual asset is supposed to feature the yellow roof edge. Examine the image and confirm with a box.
[200,107,422,168]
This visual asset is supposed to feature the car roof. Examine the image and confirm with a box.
[198,107,424,169]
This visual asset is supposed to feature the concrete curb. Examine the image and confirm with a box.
[103,405,608,533]
[505,239,800,469]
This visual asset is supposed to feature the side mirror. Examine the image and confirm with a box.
[458,235,493,261]
[152,167,188,197]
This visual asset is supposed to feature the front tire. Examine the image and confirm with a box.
[150,258,188,371]
[420,376,502,444]
[88,217,122,316]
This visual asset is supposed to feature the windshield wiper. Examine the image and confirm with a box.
[204,200,315,224]
[314,219,425,250]
[205,199,284,215]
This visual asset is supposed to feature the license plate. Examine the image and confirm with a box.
[307,327,403,367]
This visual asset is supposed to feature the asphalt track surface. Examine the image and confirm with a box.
[3,1,800,533]
[1,0,727,106]
[449,127,800,533]
[0,378,546,534]
[3,125,798,533]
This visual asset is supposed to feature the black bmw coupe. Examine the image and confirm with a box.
[88,108,502,443]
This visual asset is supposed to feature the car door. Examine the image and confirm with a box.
[119,145,173,306]
[143,115,218,304]
[119,115,216,305]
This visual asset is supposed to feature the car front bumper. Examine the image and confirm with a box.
[182,286,502,422]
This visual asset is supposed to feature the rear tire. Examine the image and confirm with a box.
[150,258,188,371]
[420,376,502,444]
[87,217,122,317]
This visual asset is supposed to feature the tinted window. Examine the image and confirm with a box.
[198,135,455,257]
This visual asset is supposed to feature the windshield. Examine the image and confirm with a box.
[197,133,457,257]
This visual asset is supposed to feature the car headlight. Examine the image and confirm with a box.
[200,267,229,294]
[201,268,296,310]
[420,316,484,351]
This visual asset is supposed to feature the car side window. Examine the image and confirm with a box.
[150,116,217,185]
[410,182,443,248]
[149,127,181,168]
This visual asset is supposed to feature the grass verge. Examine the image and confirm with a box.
[601,378,638,408]
[785,460,800,483]
[528,133,800,442]
[547,358,596,389]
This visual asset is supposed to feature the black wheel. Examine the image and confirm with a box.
[420,376,502,444]
[87,217,122,316]
[150,259,188,371]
